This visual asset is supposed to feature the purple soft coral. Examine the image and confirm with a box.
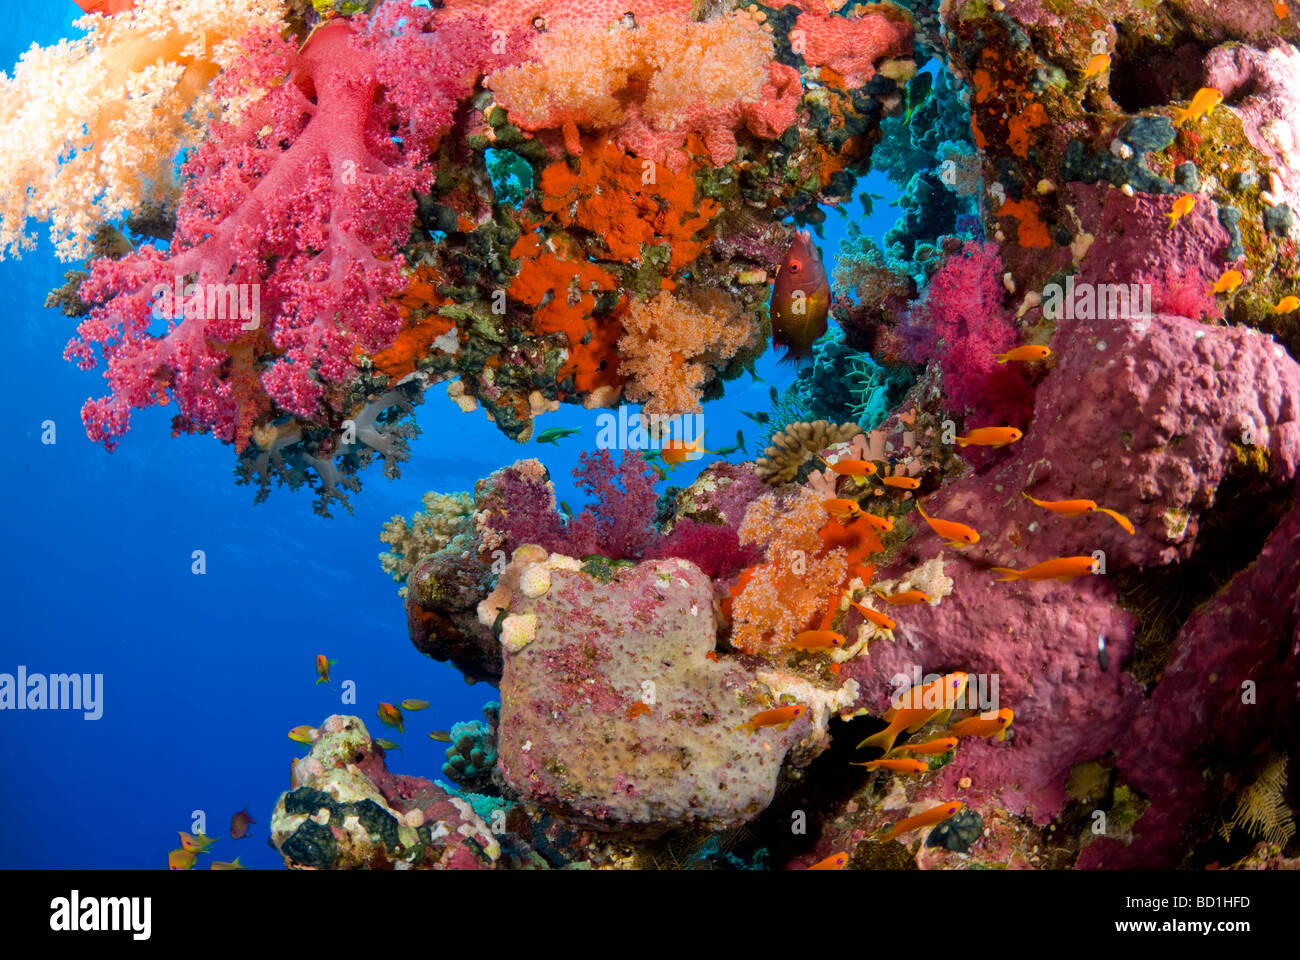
[903,241,1034,431]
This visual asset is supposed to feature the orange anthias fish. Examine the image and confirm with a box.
[315,655,336,685]
[856,672,970,752]
[1208,269,1244,295]
[818,454,877,480]
[178,831,216,854]
[990,556,1100,581]
[1272,295,1300,315]
[1081,53,1111,80]
[880,801,964,840]
[916,503,979,547]
[168,848,197,870]
[851,757,930,774]
[848,600,896,632]
[377,702,405,734]
[790,630,846,651]
[1022,491,1097,516]
[888,736,959,756]
[857,511,895,533]
[1172,87,1223,126]
[993,344,1052,363]
[661,434,711,470]
[807,851,849,870]
[230,808,256,840]
[1166,194,1196,228]
[770,230,830,364]
[735,704,806,736]
[876,588,933,606]
[879,475,921,490]
[1276,1,1289,19]
[823,497,864,520]
[943,707,1015,740]
[626,701,651,720]
[1097,507,1135,534]
[955,426,1022,448]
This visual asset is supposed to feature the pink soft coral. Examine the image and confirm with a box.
[65,5,524,451]
[793,6,913,89]
[903,242,1033,429]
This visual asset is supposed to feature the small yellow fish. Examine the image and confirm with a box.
[210,857,246,870]
[178,831,216,854]
[377,702,404,734]
[1097,507,1135,535]
[288,725,317,744]
[1172,87,1223,126]
[374,737,403,752]
[1208,269,1244,295]
[314,654,335,685]
[168,848,197,870]
[400,699,430,711]
[1082,53,1111,80]
[429,730,452,742]
[1272,295,1299,314]
[993,344,1052,364]
[1166,194,1195,229]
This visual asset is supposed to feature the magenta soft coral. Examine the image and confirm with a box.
[65,6,525,451]
[903,241,1033,429]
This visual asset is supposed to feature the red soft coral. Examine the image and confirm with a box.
[902,241,1034,430]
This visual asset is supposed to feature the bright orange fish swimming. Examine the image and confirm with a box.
[856,672,969,752]
[178,831,216,854]
[1021,491,1097,516]
[822,498,864,520]
[990,556,1100,581]
[955,426,1022,448]
[1166,194,1196,228]
[1081,53,1111,80]
[315,654,336,685]
[807,851,849,870]
[857,511,895,533]
[1276,1,1290,19]
[1097,507,1135,534]
[848,599,896,632]
[661,434,711,470]
[876,588,933,606]
[915,502,979,547]
[1172,87,1223,126]
[1272,295,1299,315]
[735,704,806,736]
[168,848,197,870]
[879,475,921,490]
[1208,269,1244,295]
[790,630,846,651]
[888,736,959,756]
[943,707,1015,740]
[771,230,830,364]
[377,701,405,734]
[626,701,651,720]
[993,344,1051,363]
[818,454,877,480]
[880,801,964,840]
[851,757,930,774]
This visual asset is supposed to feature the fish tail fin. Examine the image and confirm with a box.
[997,729,1008,741]
[856,728,898,753]
[989,566,1022,581]
[1171,106,1189,126]
[315,677,325,685]
[955,437,970,447]
[993,353,1008,363]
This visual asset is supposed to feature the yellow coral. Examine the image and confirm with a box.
[617,290,757,415]
[0,0,285,260]
[379,491,474,596]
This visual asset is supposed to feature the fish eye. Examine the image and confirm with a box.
[790,261,801,272]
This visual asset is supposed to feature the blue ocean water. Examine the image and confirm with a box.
[0,2,895,868]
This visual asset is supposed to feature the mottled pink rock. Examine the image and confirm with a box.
[496,555,842,836]
[845,311,1300,826]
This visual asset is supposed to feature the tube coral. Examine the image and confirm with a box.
[0,0,287,260]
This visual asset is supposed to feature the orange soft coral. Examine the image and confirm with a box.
[538,136,718,269]
[369,266,457,380]
[617,289,758,414]
[731,488,849,655]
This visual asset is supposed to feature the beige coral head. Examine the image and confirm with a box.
[755,420,861,484]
